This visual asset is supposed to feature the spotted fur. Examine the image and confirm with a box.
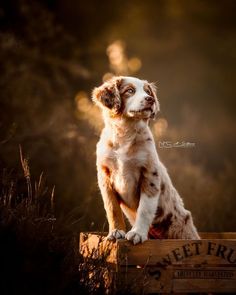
[93,76,200,244]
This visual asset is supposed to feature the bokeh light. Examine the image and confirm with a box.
[106,40,142,76]
[153,118,168,138]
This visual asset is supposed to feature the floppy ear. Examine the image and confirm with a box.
[92,78,122,114]
[149,82,160,119]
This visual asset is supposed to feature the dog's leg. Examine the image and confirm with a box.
[97,171,126,241]
[126,192,160,244]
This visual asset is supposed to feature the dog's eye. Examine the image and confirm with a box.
[126,88,135,94]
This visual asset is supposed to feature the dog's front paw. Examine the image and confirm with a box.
[125,229,147,245]
[106,229,126,241]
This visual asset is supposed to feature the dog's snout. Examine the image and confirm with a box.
[145,96,155,104]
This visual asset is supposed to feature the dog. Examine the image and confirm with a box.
[92,76,200,244]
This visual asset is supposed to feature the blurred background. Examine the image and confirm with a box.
[1,0,236,232]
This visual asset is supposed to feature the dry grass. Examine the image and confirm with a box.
[79,234,146,295]
[0,147,82,295]
[0,147,138,294]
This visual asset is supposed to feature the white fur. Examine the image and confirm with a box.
[125,192,159,244]
[93,76,200,244]
[107,229,126,241]
[122,77,159,118]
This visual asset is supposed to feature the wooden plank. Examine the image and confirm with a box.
[173,279,236,293]
[172,267,236,293]
[81,232,236,239]
[79,232,118,264]
[118,266,236,293]
[117,266,173,293]
[80,233,236,266]
[79,232,236,293]
[117,239,236,266]
[199,232,236,239]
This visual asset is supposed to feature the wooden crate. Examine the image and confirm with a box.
[79,232,236,294]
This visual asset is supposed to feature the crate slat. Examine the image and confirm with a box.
[117,239,236,266]
[199,232,236,239]
[79,232,236,293]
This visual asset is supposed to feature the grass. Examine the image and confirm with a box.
[0,147,87,295]
[1,148,230,295]
[0,147,138,294]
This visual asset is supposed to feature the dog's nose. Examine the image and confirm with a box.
[145,96,155,104]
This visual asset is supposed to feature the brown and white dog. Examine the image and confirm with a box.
[92,76,200,244]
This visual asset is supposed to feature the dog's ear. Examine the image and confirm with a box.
[149,82,160,119]
[92,78,122,114]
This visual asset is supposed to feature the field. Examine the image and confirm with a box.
[0,1,235,294]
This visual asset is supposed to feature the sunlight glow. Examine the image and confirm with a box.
[75,91,103,132]
[153,118,168,137]
[76,91,92,113]
[106,40,142,75]
[102,72,114,82]
[128,57,142,72]
[106,40,128,74]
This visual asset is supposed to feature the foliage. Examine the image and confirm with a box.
[0,1,235,278]
[0,148,83,295]
[0,2,235,293]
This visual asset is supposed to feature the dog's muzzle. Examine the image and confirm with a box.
[145,96,155,106]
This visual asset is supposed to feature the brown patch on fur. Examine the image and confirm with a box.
[101,165,110,177]
[127,135,149,156]
[144,83,154,97]
[116,78,123,90]
[184,213,190,224]
[119,82,136,97]
[127,139,139,156]
[149,82,157,96]
[148,213,173,239]
[153,171,158,176]
[93,77,123,115]
[155,206,164,218]
[141,177,159,197]
[100,86,116,109]
[161,182,165,193]
[114,78,126,115]
[107,140,113,148]
[116,83,135,116]
[114,191,123,205]
[139,160,161,197]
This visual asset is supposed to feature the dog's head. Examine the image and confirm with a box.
[92,76,160,119]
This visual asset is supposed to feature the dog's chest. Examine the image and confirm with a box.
[109,146,146,205]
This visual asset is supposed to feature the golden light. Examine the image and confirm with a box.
[106,39,142,75]
[128,57,142,72]
[75,41,143,132]
[75,91,88,102]
[153,118,168,137]
[75,91,103,132]
[106,40,125,65]
[75,91,92,113]
[106,40,128,74]
[102,72,114,82]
